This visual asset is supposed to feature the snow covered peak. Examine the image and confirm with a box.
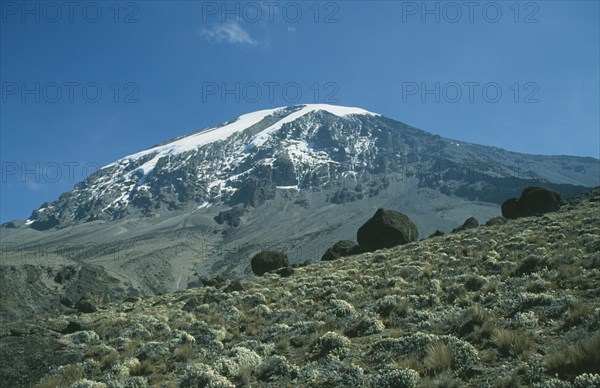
[293,104,379,117]
[104,104,379,173]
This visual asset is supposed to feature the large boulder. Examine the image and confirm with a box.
[501,186,563,219]
[321,240,361,261]
[452,217,479,233]
[250,251,290,276]
[357,209,418,252]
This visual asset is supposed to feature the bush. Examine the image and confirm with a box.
[545,335,600,381]
[492,328,533,359]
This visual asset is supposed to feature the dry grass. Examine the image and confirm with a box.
[424,343,453,374]
[36,364,83,388]
[100,349,120,370]
[545,334,600,380]
[130,359,158,376]
[492,328,533,359]
[173,344,194,362]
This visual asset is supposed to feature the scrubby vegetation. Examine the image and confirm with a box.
[2,189,599,387]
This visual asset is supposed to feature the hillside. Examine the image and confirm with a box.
[1,188,599,387]
[1,105,597,322]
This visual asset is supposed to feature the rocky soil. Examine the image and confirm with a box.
[1,189,599,387]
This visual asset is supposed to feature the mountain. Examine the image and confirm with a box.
[12,104,596,230]
[1,104,598,319]
[2,188,599,387]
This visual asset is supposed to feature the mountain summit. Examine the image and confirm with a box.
[24,104,597,231]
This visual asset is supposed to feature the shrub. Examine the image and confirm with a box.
[545,335,600,380]
[310,331,351,360]
[424,343,453,374]
[371,367,420,388]
[492,328,533,359]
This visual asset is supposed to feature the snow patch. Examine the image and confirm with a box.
[103,107,282,171]
[251,104,378,147]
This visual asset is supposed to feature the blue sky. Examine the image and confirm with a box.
[1,0,599,223]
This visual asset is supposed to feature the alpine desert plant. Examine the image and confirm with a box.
[492,328,533,359]
[174,344,195,362]
[371,367,420,388]
[545,334,600,380]
[310,331,351,360]
[424,342,453,374]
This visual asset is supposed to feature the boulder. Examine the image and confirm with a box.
[74,297,97,313]
[214,207,246,227]
[273,266,295,277]
[357,209,418,252]
[501,186,563,219]
[224,280,245,293]
[250,251,290,276]
[501,198,520,219]
[428,230,445,238]
[61,321,87,334]
[452,217,479,233]
[321,240,361,261]
[203,275,227,288]
[485,216,507,227]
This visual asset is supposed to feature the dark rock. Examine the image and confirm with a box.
[54,266,77,284]
[485,216,507,226]
[231,179,275,207]
[291,260,312,268]
[223,280,244,293]
[61,321,86,334]
[452,217,479,233]
[214,207,246,227]
[428,230,445,238]
[321,240,361,261]
[514,256,547,276]
[74,297,97,313]
[357,208,418,252]
[182,296,204,312]
[272,154,297,186]
[502,186,563,219]
[501,198,520,219]
[329,187,364,204]
[250,251,290,276]
[59,297,73,307]
[187,279,203,288]
[203,275,227,288]
[29,214,60,231]
[464,276,486,291]
[273,266,294,277]
[293,198,309,208]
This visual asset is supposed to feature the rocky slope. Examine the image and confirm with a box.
[1,188,598,387]
[1,105,597,322]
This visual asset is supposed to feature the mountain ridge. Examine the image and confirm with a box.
[10,104,597,231]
